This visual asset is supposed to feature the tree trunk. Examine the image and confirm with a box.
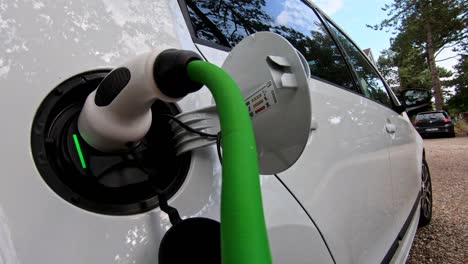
[424,23,443,110]
[397,67,406,91]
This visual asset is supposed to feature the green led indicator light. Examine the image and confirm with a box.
[72,134,87,169]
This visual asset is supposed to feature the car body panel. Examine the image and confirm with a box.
[273,79,396,264]
[0,0,333,263]
[386,112,423,237]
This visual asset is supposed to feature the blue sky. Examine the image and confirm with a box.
[314,0,459,71]
[322,0,393,56]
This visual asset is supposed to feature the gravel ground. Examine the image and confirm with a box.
[407,136,468,264]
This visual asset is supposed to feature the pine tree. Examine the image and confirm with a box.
[370,0,467,110]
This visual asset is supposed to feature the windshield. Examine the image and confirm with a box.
[416,112,446,121]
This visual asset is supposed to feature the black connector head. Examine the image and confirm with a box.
[154,49,204,99]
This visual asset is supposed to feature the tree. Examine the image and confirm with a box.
[186,0,272,47]
[370,0,467,110]
[376,49,400,91]
[450,55,468,93]
[447,55,468,114]
[390,27,454,93]
[377,45,453,98]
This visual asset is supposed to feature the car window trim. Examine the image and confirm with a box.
[323,16,394,108]
[178,0,235,52]
[317,11,404,113]
[311,8,362,95]
[292,0,363,95]
[194,38,232,52]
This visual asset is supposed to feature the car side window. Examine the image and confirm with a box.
[325,20,393,108]
[185,0,357,91]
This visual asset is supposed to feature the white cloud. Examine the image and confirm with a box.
[276,0,316,29]
[313,0,344,15]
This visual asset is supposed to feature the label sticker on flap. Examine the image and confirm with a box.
[246,80,278,118]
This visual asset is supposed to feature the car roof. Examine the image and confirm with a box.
[417,111,447,115]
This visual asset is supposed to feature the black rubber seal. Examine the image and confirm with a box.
[153,49,204,98]
[30,70,191,215]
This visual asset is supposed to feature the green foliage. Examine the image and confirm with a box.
[371,0,466,52]
[377,47,453,92]
[376,49,400,91]
[447,93,468,114]
[370,0,467,109]
[454,120,468,135]
[447,55,468,114]
[448,55,468,94]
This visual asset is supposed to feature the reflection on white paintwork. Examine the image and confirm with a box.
[185,177,221,219]
[32,1,45,10]
[279,80,397,263]
[39,14,52,25]
[158,211,171,232]
[0,0,179,85]
[328,115,342,125]
[0,58,10,78]
[125,225,149,247]
[99,0,179,63]
[0,207,19,264]
[184,147,222,219]
[114,223,152,264]
[101,51,120,63]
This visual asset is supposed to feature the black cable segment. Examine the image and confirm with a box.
[155,189,182,225]
[158,114,218,138]
[158,114,222,163]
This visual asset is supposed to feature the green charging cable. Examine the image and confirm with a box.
[187,60,272,264]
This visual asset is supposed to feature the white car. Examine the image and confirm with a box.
[0,0,432,263]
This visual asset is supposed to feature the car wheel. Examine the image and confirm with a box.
[419,159,432,227]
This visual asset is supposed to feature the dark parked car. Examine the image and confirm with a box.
[414,111,455,137]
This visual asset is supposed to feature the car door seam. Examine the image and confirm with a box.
[274,174,336,264]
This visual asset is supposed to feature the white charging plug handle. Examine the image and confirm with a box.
[78,48,204,152]
[78,49,179,152]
